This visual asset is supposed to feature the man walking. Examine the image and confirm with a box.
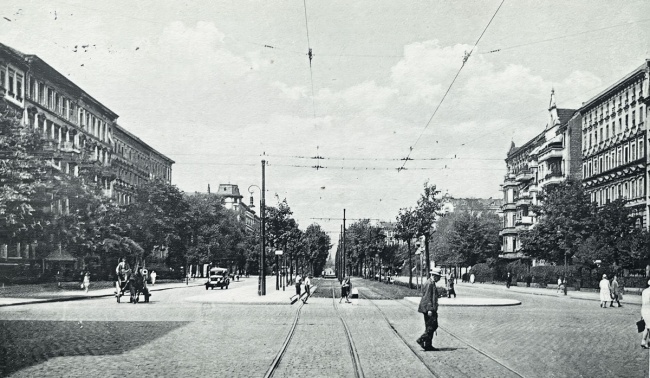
[506,272,512,289]
[302,275,312,303]
[416,267,442,351]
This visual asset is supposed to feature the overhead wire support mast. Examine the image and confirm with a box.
[397,0,506,172]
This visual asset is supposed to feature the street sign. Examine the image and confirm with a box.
[275,250,283,255]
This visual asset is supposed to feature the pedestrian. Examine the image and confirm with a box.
[339,275,351,303]
[599,274,612,308]
[506,272,512,289]
[303,275,312,303]
[416,267,442,351]
[150,270,157,286]
[447,272,456,298]
[641,280,650,348]
[82,271,90,293]
[556,276,563,293]
[115,257,126,295]
[295,274,302,297]
[470,273,475,284]
[609,275,622,307]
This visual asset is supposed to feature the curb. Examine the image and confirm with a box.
[0,282,205,307]
[464,283,641,306]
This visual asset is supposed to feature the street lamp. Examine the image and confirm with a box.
[556,227,568,296]
[249,178,266,295]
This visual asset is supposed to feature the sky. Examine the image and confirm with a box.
[1,0,649,246]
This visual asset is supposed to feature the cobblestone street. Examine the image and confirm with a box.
[1,277,649,377]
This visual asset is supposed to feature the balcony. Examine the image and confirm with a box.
[60,141,81,154]
[499,227,517,236]
[538,145,563,162]
[499,251,529,259]
[503,174,518,187]
[515,194,532,207]
[515,170,533,182]
[540,171,564,187]
[501,203,517,211]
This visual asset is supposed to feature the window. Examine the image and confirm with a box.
[0,67,5,89]
[625,115,629,128]
[606,124,609,139]
[63,99,69,120]
[632,142,637,160]
[29,78,35,99]
[624,146,629,164]
[16,74,22,100]
[55,94,60,114]
[69,103,76,123]
[47,88,54,109]
[8,69,15,95]
[38,83,44,103]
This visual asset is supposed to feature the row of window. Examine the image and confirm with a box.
[583,104,645,148]
[113,140,171,180]
[589,176,646,207]
[0,65,24,102]
[26,76,111,144]
[583,136,644,178]
[583,79,645,126]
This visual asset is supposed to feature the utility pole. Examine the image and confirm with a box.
[343,209,346,277]
[260,160,266,295]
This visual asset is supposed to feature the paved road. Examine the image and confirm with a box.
[1,277,648,377]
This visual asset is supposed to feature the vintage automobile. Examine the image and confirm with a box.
[205,267,230,290]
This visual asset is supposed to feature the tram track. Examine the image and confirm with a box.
[263,280,364,378]
[359,285,525,378]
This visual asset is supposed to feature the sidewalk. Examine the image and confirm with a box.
[0,279,205,307]
[392,275,641,305]
[457,281,642,305]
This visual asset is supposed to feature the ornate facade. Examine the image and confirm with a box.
[581,61,649,228]
[500,91,581,260]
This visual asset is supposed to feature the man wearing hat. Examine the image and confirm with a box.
[416,267,442,351]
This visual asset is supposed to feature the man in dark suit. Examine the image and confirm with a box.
[416,267,442,351]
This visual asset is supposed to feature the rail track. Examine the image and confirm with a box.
[358,285,525,378]
[263,280,364,378]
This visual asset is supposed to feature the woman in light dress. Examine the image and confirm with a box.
[641,280,650,348]
[599,274,611,308]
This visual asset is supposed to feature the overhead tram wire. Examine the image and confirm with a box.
[398,0,506,173]
[303,0,316,118]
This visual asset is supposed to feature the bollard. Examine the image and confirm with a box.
[350,288,359,305]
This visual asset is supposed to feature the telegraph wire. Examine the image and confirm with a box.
[398,0,506,172]
[480,17,650,55]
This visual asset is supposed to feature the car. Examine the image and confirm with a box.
[205,267,230,290]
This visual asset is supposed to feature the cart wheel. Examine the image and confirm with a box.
[205,285,208,290]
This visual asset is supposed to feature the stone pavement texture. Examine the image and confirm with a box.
[2,276,650,377]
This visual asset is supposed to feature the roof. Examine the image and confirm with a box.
[216,184,243,198]
[0,43,119,120]
[114,123,175,164]
[581,60,650,111]
[557,108,576,125]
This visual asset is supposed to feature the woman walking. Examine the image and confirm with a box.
[339,276,351,303]
[641,280,650,348]
[599,274,612,308]
[82,271,90,293]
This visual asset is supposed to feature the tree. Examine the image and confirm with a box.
[120,179,189,269]
[303,223,331,276]
[520,180,595,265]
[413,182,442,275]
[395,207,417,287]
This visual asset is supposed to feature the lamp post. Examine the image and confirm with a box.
[556,227,568,296]
[249,179,265,295]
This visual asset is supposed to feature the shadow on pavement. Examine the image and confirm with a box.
[0,320,189,376]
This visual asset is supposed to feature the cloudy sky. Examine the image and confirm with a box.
[2,0,649,242]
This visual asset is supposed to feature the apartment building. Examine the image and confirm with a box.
[581,60,649,228]
[112,124,174,205]
[500,91,581,260]
[0,43,173,268]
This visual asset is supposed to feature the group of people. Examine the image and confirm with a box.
[115,258,157,302]
[599,274,623,308]
[294,274,313,304]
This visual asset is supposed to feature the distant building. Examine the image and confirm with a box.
[112,124,174,205]
[440,194,504,217]
[214,184,259,233]
[500,91,582,260]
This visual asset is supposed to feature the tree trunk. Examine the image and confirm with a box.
[407,239,413,288]
[424,233,430,277]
